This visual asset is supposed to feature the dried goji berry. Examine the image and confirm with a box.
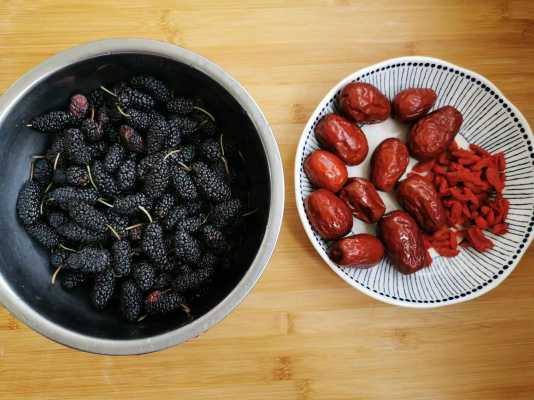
[469,144,491,158]
[490,223,508,235]
[464,227,493,252]
[413,159,436,173]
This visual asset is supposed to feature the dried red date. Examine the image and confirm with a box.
[396,175,447,233]
[330,234,385,268]
[304,149,348,193]
[304,189,353,240]
[370,138,409,192]
[314,114,368,165]
[393,88,437,123]
[339,178,385,223]
[408,106,463,161]
[378,210,430,274]
[339,82,391,124]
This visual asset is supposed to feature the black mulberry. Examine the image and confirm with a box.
[120,125,145,153]
[166,97,194,115]
[209,198,242,228]
[120,280,143,321]
[145,290,186,315]
[116,159,137,193]
[174,230,201,264]
[133,262,156,291]
[117,87,155,111]
[16,181,41,226]
[130,75,171,103]
[191,161,231,203]
[112,240,131,277]
[81,118,103,142]
[67,202,109,233]
[26,223,60,249]
[103,143,126,173]
[112,193,149,215]
[91,268,115,310]
[30,111,74,133]
[171,167,198,202]
[153,193,175,220]
[32,159,52,186]
[142,223,168,265]
[66,247,111,273]
[65,128,92,165]
[92,160,119,197]
[57,222,107,243]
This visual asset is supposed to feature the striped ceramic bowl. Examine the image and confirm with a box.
[295,56,534,308]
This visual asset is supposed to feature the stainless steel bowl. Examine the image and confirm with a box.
[0,39,284,354]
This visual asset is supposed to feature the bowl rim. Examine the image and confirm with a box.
[0,38,285,354]
[294,55,534,309]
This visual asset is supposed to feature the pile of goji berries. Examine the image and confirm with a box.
[409,141,508,257]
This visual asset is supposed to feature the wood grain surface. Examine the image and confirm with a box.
[1,1,534,399]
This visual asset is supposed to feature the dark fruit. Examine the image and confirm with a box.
[65,128,92,165]
[191,161,231,203]
[92,160,119,197]
[145,290,186,315]
[57,222,107,243]
[116,159,137,193]
[26,223,59,249]
[67,202,109,233]
[171,167,198,202]
[117,87,155,111]
[174,230,201,264]
[16,181,41,226]
[133,262,156,291]
[30,111,74,133]
[32,159,52,186]
[66,247,111,273]
[112,240,131,277]
[120,125,145,153]
[209,198,242,228]
[166,97,194,115]
[130,75,171,103]
[48,187,99,205]
[103,143,126,173]
[91,268,115,310]
[142,223,168,265]
[120,281,143,321]
[112,193,149,215]
[69,94,89,119]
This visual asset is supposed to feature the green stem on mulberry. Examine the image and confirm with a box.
[44,182,53,194]
[163,149,181,161]
[29,160,34,180]
[126,223,144,231]
[59,243,77,252]
[242,209,258,217]
[90,107,95,121]
[31,155,47,159]
[86,164,98,190]
[99,85,117,97]
[26,124,33,128]
[180,303,192,319]
[116,104,130,118]
[106,224,122,241]
[53,152,61,171]
[238,150,246,163]
[177,161,191,172]
[137,314,148,322]
[50,265,62,285]
[138,206,153,224]
[193,106,216,122]
[97,198,114,208]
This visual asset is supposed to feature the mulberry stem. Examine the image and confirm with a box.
[138,206,153,224]
[99,85,117,97]
[177,161,191,172]
[97,198,114,208]
[242,209,258,217]
[106,224,122,240]
[193,106,215,122]
[59,243,77,252]
[86,164,98,190]
[50,266,62,285]
[116,104,130,117]
[126,223,144,231]
[163,149,181,161]
[53,152,61,171]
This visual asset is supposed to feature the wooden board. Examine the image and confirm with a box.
[1,1,534,398]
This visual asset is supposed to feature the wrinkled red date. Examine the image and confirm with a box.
[304,149,348,193]
[330,234,385,268]
[339,177,385,223]
[339,82,391,124]
[393,88,437,123]
[314,114,369,165]
[305,189,353,240]
[378,210,430,274]
[370,138,409,192]
[408,106,463,161]
[396,175,447,233]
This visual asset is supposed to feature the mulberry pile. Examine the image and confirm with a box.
[18,75,252,322]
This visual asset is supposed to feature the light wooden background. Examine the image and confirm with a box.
[1,1,534,399]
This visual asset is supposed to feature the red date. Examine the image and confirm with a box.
[370,138,409,192]
[305,189,353,240]
[314,114,368,165]
[339,82,391,124]
[378,210,430,274]
[304,149,348,193]
[396,175,447,233]
[330,234,385,268]
[408,106,463,161]
[339,177,385,223]
[393,88,437,123]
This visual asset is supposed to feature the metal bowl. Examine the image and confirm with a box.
[0,39,284,354]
